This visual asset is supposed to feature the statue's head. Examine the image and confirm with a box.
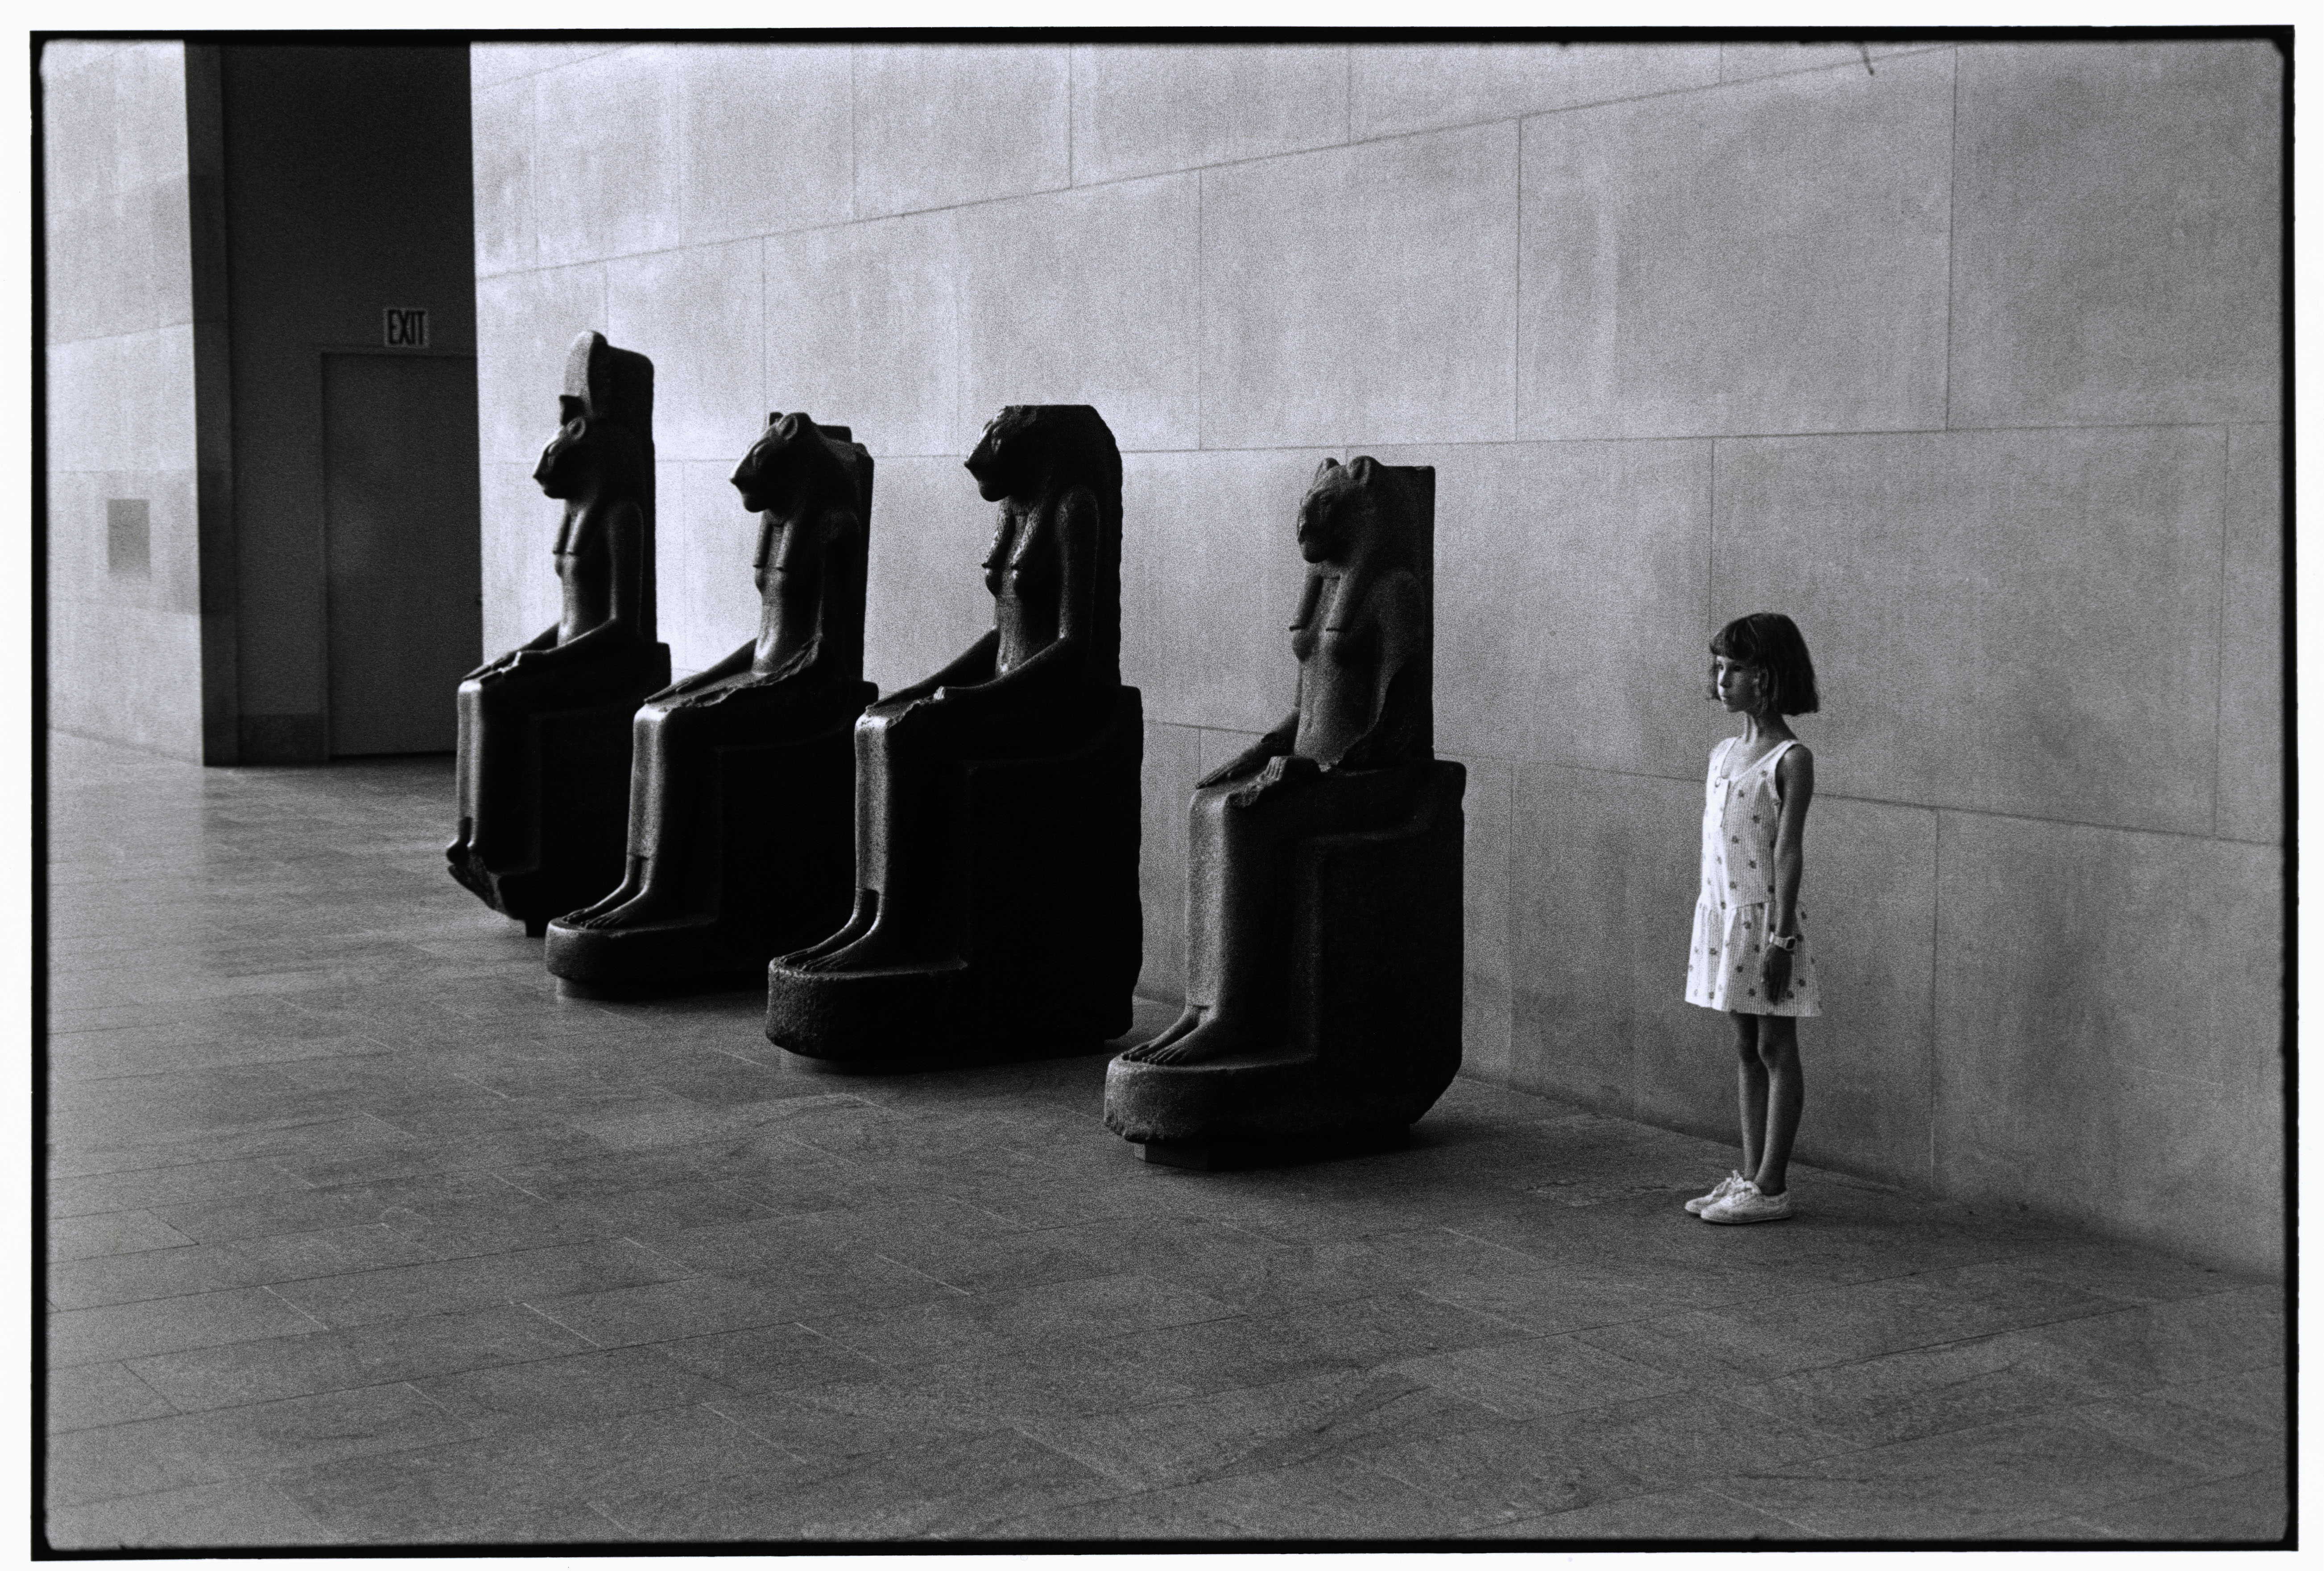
[1297,456,1416,570]
[730,411,862,517]
[535,332,652,499]
[964,405,1121,505]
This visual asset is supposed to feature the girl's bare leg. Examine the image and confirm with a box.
[1732,1013,1767,1180]
[1751,1015,1803,1196]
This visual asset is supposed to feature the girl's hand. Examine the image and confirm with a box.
[1758,944,1793,1002]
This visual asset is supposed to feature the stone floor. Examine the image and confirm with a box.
[42,732,2288,1548]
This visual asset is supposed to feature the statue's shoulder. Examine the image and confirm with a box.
[1367,566,1425,618]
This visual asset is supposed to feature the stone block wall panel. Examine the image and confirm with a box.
[674,44,853,248]
[1137,721,1205,1004]
[1199,123,1520,448]
[658,460,765,681]
[762,209,963,462]
[857,454,1006,698]
[470,75,535,278]
[1510,763,1705,1121]
[479,461,556,658]
[1934,813,2282,1273]
[1451,752,1515,1085]
[1519,49,1953,441]
[1071,44,1348,185]
[46,328,200,476]
[851,46,1071,220]
[1716,42,1947,83]
[1714,426,2227,834]
[1351,42,1723,139]
[474,266,607,466]
[44,42,214,761]
[958,175,1200,454]
[2218,423,2284,844]
[605,238,767,463]
[470,44,624,93]
[532,48,682,269]
[1949,41,2283,429]
[1378,437,1718,779]
[1117,448,1321,735]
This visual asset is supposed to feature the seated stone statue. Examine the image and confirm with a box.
[541,414,876,994]
[1106,456,1465,1158]
[447,332,670,935]
[766,405,1143,1065]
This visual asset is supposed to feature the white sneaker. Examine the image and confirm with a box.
[1684,1169,1751,1215]
[1702,1181,1794,1225]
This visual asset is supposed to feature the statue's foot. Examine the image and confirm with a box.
[1117,1006,1205,1062]
[569,883,689,931]
[1121,1015,1256,1067]
[445,846,492,900]
[794,917,932,974]
[567,860,648,924]
[781,892,877,967]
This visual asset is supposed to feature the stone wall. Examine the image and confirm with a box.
[44,41,228,761]
[43,42,476,764]
[469,41,2283,1272]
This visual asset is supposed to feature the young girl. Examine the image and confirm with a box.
[1683,612,1820,1224]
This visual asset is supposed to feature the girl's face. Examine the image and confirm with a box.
[1713,655,1770,716]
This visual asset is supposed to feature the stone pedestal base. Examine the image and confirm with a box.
[1104,759,1464,1151]
[447,645,671,935]
[541,686,871,998]
[765,687,1144,1068]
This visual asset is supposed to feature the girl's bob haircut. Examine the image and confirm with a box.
[1709,612,1820,716]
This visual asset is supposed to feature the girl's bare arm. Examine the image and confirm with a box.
[1770,744,1815,935]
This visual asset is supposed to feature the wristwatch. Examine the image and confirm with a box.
[1766,931,1800,953]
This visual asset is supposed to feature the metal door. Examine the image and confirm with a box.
[322,352,482,755]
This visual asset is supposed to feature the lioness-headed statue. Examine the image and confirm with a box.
[448,332,669,932]
[765,405,1142,1068]
[554,412,873,954]
[1106,454,1462,1163]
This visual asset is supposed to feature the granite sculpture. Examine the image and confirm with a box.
[447,332,671,935]
[765,405,1142,1065]
[1105,456,1464,1163]
[542,414,877,995]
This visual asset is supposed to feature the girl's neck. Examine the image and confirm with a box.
[1739,709,1795,748]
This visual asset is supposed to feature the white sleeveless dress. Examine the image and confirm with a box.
[1685,736,1821,1016]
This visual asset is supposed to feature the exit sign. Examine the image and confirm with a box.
[384,308,430,348]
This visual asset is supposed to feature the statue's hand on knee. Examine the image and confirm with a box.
[1229,752,1320,806]
[1199,742,1281,789]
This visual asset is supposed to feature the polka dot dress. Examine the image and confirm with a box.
[1685,736,1820,1017]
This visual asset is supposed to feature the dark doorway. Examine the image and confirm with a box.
[323,351,482,756]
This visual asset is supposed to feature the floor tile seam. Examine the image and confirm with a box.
[1399,1280,1654,1337]
[49,1247,473,1314]
[114,1340,621,1421]
[265,1244,701,1320]
[41,1472,344,1539]
[695,1395,951,1474]
[52,1132,428,1180]
[43,1394,484,1511]
[1687,1473,1903,1538]
[1701,1399,2161,1494]
[1588,1321,2106,1399]
[47,1233,208,1268]
[44,1362,188,1432]
[2049,1391,2284,1472]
